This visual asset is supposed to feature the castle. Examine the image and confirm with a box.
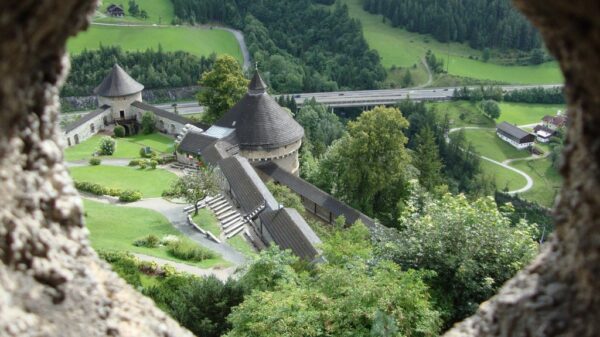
[64,65,376,260]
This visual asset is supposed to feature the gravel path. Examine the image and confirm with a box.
[448,126,536,194]
[125,198,247,265]
[132,253,237,281]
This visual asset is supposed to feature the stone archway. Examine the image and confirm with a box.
[0,0,599,336]
[0,1,193,336]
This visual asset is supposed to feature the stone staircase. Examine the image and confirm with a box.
[205,195,247,239]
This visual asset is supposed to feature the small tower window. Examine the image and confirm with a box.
[90,123,95,133]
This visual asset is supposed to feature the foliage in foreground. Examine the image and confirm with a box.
[372,183,539,327]
[226,227,441,337]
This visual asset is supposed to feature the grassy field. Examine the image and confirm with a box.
[464,129,531,162]
[497,103,564,126]
[429,101,495,128]
[192,210,256,257]
[68,25,243,63]
[339,0,563,85]
[70,165,177,197]
[480,160,528,192]
[84,199,226,268]
[95,0,175,24]
[65,133,174,161]
[512,159,562,207]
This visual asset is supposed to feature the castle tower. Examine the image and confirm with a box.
[93,64,144,123]
[212,71,304,175]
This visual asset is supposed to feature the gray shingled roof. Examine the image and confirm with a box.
[64,105,110,133]
[214,71,304,151]
[496,122,534,141]
[178,132,217,155]
[248,71,268,95]
[258,162,376,228]
[260,208,321,261]
[218,156,278,214]
[200,134,239,165]
[131,101,191,125]
[94,64,144,97]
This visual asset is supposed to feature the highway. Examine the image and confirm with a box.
[61,84,562,120]
[290,84,563,108]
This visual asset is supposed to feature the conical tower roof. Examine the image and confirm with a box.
[214,70,304,150]
[93,64,144,97]
[248,70,268,95]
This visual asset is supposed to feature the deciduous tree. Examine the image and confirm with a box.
[198,55,248,123]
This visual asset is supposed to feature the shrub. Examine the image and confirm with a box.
[141,111,156,134]
[149,160,158,169]
[167,239,216,262]
[98,251,142,288]
[140,147,153,158]
[139,160,147,169]
[98,136,116,156]
[75,181,107,196]
[119,190,142,202]
[128,159,141,166]
[161,235,180,245]
[89,157,101,166]
[105,188,122,197]
[114,125,126,138]
[133,234,160,248]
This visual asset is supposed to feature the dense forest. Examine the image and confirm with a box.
[63,46,215,97]
[171,0,386,93]
[363,0,542,51]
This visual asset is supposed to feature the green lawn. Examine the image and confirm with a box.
[429,101,495,128]
[70,165,177,198]
[65,133,174,161]
[497,103,564,126]
[84,199,227,268]
[464,129,531,162]
[192,209,256,257]
[68,25,243,63]
[512,159,562,207]
[480,160,528,192]
[95,0,175,24]
[340,0,563,85]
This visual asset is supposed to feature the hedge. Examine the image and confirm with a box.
[74,181,142,202]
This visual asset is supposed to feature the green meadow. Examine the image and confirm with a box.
[95,0,175,24]
[68,25,243,63]
[463,129,531,162]
[497,103,564,126]
[65,133,174,161]
[480,160,528,192]
[70,165,177,198]
[84,199,227,268]
[512,159,562,207]
[339,0,563,85]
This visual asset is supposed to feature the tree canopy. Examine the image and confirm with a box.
[198,55,248,123]
[372,185,538,327]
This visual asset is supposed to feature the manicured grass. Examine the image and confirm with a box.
[65,133,174,161]
[480,160,528,192]
[192,209,256,257]
[512,159,562,207]
[70,165,177,198]
[192,209,221,237]
[497,103,564,126]
[95,0,175,24]
[339,0,563,84]
[464,129,531,162]
[429,101,495,128]
[84,199,226,268]
[68,25,243,63]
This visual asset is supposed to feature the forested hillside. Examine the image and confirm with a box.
[362,0,542,51]
[63,47,215,97]
[171,0,386,92]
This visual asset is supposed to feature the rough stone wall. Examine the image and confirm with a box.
[444,1,600,336]
[0,1,193,336]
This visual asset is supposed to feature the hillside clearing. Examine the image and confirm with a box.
[68,25,243,63]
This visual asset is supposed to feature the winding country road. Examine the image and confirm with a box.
[448,126,536,195]
[90,22,252,70]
